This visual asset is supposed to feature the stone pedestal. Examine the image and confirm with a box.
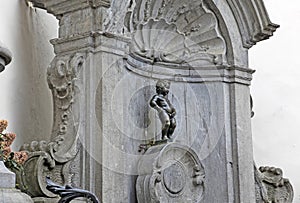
[19,0,285,202]
[136,143,205,203]
[0,161,15,188]
[0,161,33,203]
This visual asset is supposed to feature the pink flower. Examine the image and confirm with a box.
[2,147,11,157]
[0,120,29,167]
[14,151,28,165]
[0,120,8,133]
[2,133,16,147]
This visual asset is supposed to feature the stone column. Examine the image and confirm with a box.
[20,0,130,201]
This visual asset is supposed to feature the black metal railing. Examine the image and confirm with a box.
[46,177,100,203]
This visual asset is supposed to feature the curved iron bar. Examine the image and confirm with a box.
[46,177,100,203]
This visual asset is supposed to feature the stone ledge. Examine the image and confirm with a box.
[50,31,130,55]
[125,54,255,85]
[0,188,33,203]
[29,0,110,16]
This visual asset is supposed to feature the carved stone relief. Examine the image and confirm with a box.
[18,53,86,198]
[226,0,279,48]
[130,17,225,66]
[136,143,205,203]
[126,0,227,70]
[47,53,85,163]
[255,166,294,203]
[121,0,258,85]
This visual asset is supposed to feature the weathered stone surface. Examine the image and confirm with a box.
[136,143,205,203]
[19,0,283,202]
[0,161,33,203]
[0,188,33,203]
[0,161,15,188]
[255,166,293,203]
[226,0,279,48]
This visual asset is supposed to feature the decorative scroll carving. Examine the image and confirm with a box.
[47,53,85,163]
[16,151,57,198]
[255,165,294,203]
[17,144,78,198]
[17,53,85,198]
[46,177,100,203]
[136,143,205,203]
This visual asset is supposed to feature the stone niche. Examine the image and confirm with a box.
[18,0,292,203]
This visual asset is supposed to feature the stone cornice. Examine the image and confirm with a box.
[50,31,130,55]
[226,0,279,48]
[50,30,254,85]
[29,0,110,16]
[125,54,255,85]
[29,0,278,50]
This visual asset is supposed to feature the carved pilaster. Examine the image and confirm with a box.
[19,1,114,200]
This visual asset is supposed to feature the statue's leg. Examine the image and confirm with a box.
[159,112,170,140]
[167,118,176,138]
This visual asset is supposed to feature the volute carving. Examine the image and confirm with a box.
[18,53,86,198]
[47,53,85,163]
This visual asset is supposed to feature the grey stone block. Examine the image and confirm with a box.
[0,161,15,188]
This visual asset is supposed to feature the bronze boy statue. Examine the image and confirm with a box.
[150,80,176,140]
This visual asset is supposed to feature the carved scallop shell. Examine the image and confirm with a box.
[131,18,187,64]
[130,17,225,66]
[128,0,226,66]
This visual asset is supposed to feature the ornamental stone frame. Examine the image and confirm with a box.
[18,0,292,202]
